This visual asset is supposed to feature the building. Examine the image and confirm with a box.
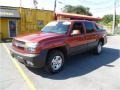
[0,6,54,39]
[0,6,101,39]
[56,12,101,21]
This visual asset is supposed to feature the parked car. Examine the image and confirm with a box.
[10,20,107,74]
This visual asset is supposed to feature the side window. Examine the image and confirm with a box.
[72,22,84,34]
[84,22,94,33]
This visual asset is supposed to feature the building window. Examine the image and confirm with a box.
[37,20,44,27]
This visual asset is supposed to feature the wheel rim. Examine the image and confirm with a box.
[51,56,63,71]
[98,43,102,53]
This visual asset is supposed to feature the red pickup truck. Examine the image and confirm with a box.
[10,20,107,74]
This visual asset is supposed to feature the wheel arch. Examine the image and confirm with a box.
[47,46,68,59]
[99,38,104,45]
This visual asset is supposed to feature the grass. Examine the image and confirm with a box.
[0,38,12,43]
[114,32,120,35]
[116,32,120,35]
[0,39,2,43]
[107,33,113,36]
[107,32,120,36]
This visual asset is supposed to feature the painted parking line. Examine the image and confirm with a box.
[2,43,37,90]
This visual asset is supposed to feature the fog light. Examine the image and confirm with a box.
[26,60,34,66]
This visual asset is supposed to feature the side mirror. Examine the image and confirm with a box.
[71,30,81,36]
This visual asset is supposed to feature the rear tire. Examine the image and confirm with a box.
[45,50,64,74]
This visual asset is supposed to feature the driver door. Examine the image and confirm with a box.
[66,22,88,55]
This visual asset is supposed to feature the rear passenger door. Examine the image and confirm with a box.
[83,21,98,49]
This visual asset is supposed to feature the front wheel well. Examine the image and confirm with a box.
[99,38,104,45]
[47,46,68,59]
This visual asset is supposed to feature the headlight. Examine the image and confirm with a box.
[25,42,38,53]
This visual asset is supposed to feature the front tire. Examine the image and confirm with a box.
[45,50,64,74]
[95,42,102,54]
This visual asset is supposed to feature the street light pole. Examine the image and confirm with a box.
[54,0,57,12]
[112,0,117,34]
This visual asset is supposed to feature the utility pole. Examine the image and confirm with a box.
[0,18,1,41]
[20,0,22,13]
[19,0,22,36]
[112,0,117,34]
[33,0,38,32]
[54,0,57,12]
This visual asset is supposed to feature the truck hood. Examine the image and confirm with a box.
[15,32,65,42]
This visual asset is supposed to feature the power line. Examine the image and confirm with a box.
[57,0,118,11]
[77,0,115,11]
[91,6,114,11]
[81,0,120,6]
[54,0,120,17]
[79,0,113,5]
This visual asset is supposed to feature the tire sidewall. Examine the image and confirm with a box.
[46,50,64,74]
[96,42,102,54]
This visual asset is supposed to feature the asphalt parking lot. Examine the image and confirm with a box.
[0,36,120,90]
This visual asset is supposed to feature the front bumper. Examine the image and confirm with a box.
[10,48,48,68]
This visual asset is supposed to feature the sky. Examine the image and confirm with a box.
[0,0,120,17]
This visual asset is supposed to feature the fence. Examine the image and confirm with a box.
[103,25,112,34]
[0,32,1,41]
[103,25,120,35]
[114,26,120,34]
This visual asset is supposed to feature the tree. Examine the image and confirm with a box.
[101,14,120,26]
[62,5,92,16]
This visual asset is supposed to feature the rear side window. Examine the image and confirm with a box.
[84,22,94,33]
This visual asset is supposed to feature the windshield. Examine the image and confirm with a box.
[41,21,71,34]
